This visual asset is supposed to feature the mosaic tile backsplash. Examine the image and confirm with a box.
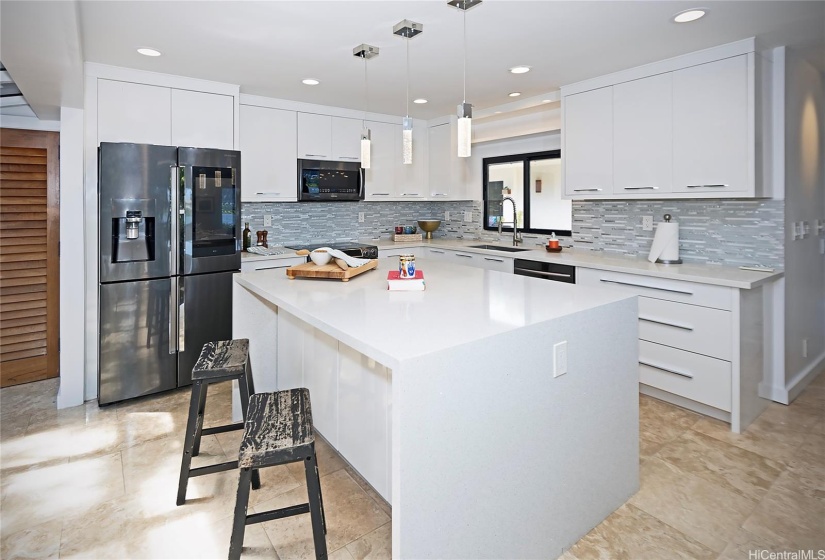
[243,198,785,269]
[241,201,483,246]
[571,199,785,269]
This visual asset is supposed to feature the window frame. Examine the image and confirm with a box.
[482,149,570,237]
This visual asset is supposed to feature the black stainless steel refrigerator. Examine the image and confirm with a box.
[98,142,241,405]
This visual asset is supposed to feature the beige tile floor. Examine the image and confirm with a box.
[1,373,823,559]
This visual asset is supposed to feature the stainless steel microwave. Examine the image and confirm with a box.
[297,159,364,202]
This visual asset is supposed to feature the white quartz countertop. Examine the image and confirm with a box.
[234,258,634,369]
[372,239,784,289]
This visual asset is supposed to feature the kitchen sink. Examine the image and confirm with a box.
[467,244,531,253]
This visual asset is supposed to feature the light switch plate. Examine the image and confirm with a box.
[263,215,273,227]
[642,216,654,231]
[553,341,568,377]
[445,211,450,221]
[464,211,473,222]
[358,212,365,223]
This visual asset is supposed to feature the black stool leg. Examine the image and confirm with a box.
[229,467,253,560]
[192,381,209,457]
[177,380,203,506]
[304,450,328,560]
[238,374,261,491]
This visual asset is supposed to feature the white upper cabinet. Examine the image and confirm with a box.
[239,105,297,202]
[563,87,613,197]
[561,40,768,199]
[613,73,673,195]
[298,113,363,162]
[171,89,235,150]
[363,121,396,200]
[331,117,362,161]
[98,80,172,145]
[297,113,332,159]
[672,56,749,194]
[428,120,472,200]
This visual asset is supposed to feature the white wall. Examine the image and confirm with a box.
[57,107,86,408]
[783,47,825,397]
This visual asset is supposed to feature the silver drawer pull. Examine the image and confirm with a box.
[572,188,602,192]
[456,254,473,258]
[484,257,504,262]
[372,193,390,196]
[430,249,445,254]
[431,193,448,197]
[338,156,359,160]
[599,278,693,295]
[686,184,728,188]
[639,360,693,379]
[623,186,659,190]
[639,316,693,331]
[304,154,327,158]
[401,193,421,196]
[256,192,281,195]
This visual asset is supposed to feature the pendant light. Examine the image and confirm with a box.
[393,20,423,165]
[449,0,481,157]
[353,44,379,169]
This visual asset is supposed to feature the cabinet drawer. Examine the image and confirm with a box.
[577,268,732,310]
[241,257,305,273]
[638,297,731,360]
[639,341,731,412]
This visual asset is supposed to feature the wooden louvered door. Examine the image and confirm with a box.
[0,128,59,387]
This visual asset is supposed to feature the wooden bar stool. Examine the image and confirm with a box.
[229,389,327,560]
[176,339,260,506]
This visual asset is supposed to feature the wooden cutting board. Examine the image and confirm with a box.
[286,259,378,281]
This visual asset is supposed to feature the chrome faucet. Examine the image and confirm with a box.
[498,196,523,246]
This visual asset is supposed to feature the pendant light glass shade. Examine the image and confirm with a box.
[361,128,371,169]
[402,117,413,165]
[457,102,472,158]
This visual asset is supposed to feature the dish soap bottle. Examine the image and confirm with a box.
[548,232,559,249]
[242,222,252,252]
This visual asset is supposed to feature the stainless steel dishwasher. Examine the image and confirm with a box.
[513,259,576,284]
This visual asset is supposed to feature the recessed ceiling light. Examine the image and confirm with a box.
[673,8,707,23]
[541,99,552,103]
[137,48,161,57]
[302,79,320,86]
[508,92,521,97]
[413,98,428,104]
[509,66,531,74]
[494,111,502,114]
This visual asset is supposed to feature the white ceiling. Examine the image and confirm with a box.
[2,1,824,121]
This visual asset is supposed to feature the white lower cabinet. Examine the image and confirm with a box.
[302,328,340,447]
[379,247,419,259]
[577,267,767,432]
[397,246,513,273]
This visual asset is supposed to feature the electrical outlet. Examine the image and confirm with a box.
[263,215,272,227]
[445,211,450,221]
[553,341,568,377]
[642,216,654,231]
[358,212,365,223]
[464,211,473,222]
[803,339,808,358]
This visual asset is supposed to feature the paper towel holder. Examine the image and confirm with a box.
[655,214,682,265]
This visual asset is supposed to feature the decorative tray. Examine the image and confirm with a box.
[392,233,423,242]
[286,260,378,282]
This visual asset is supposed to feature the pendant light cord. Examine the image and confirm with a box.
[363,54,368,127]
[462,2,467,103]
[406,36,410,117]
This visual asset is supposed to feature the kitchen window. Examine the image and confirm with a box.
[482,150,572,236]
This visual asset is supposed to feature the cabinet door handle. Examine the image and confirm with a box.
[531,270,572,279]
[623,186,659,190]
[639,360,693,379]
[599,278,693,295]
[371,193,390,196]
[455,253,473,258]
[304,154,327,158]
[686,184,728,188]
[484,257,504,262]
[401,193,420,197]
[639,316,693,331]
[256,192,281,196]
[572,188,602,192]
[338,156,359,160]
[429,249,445,254]
[431,193,448,197]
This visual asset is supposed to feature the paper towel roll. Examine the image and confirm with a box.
[647,221,681,264]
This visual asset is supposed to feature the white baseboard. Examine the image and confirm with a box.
[767,350,825,405]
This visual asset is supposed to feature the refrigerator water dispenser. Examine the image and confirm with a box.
[111,198,156,263]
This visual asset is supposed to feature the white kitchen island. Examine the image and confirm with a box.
[233,258,639,559]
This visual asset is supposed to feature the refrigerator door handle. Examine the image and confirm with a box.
[170,165,179,274]
[169,277,177,354]
[178,277,185,352]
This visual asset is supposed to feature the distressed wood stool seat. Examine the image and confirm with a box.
[229,389,327,560]
[176,339,260,506]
